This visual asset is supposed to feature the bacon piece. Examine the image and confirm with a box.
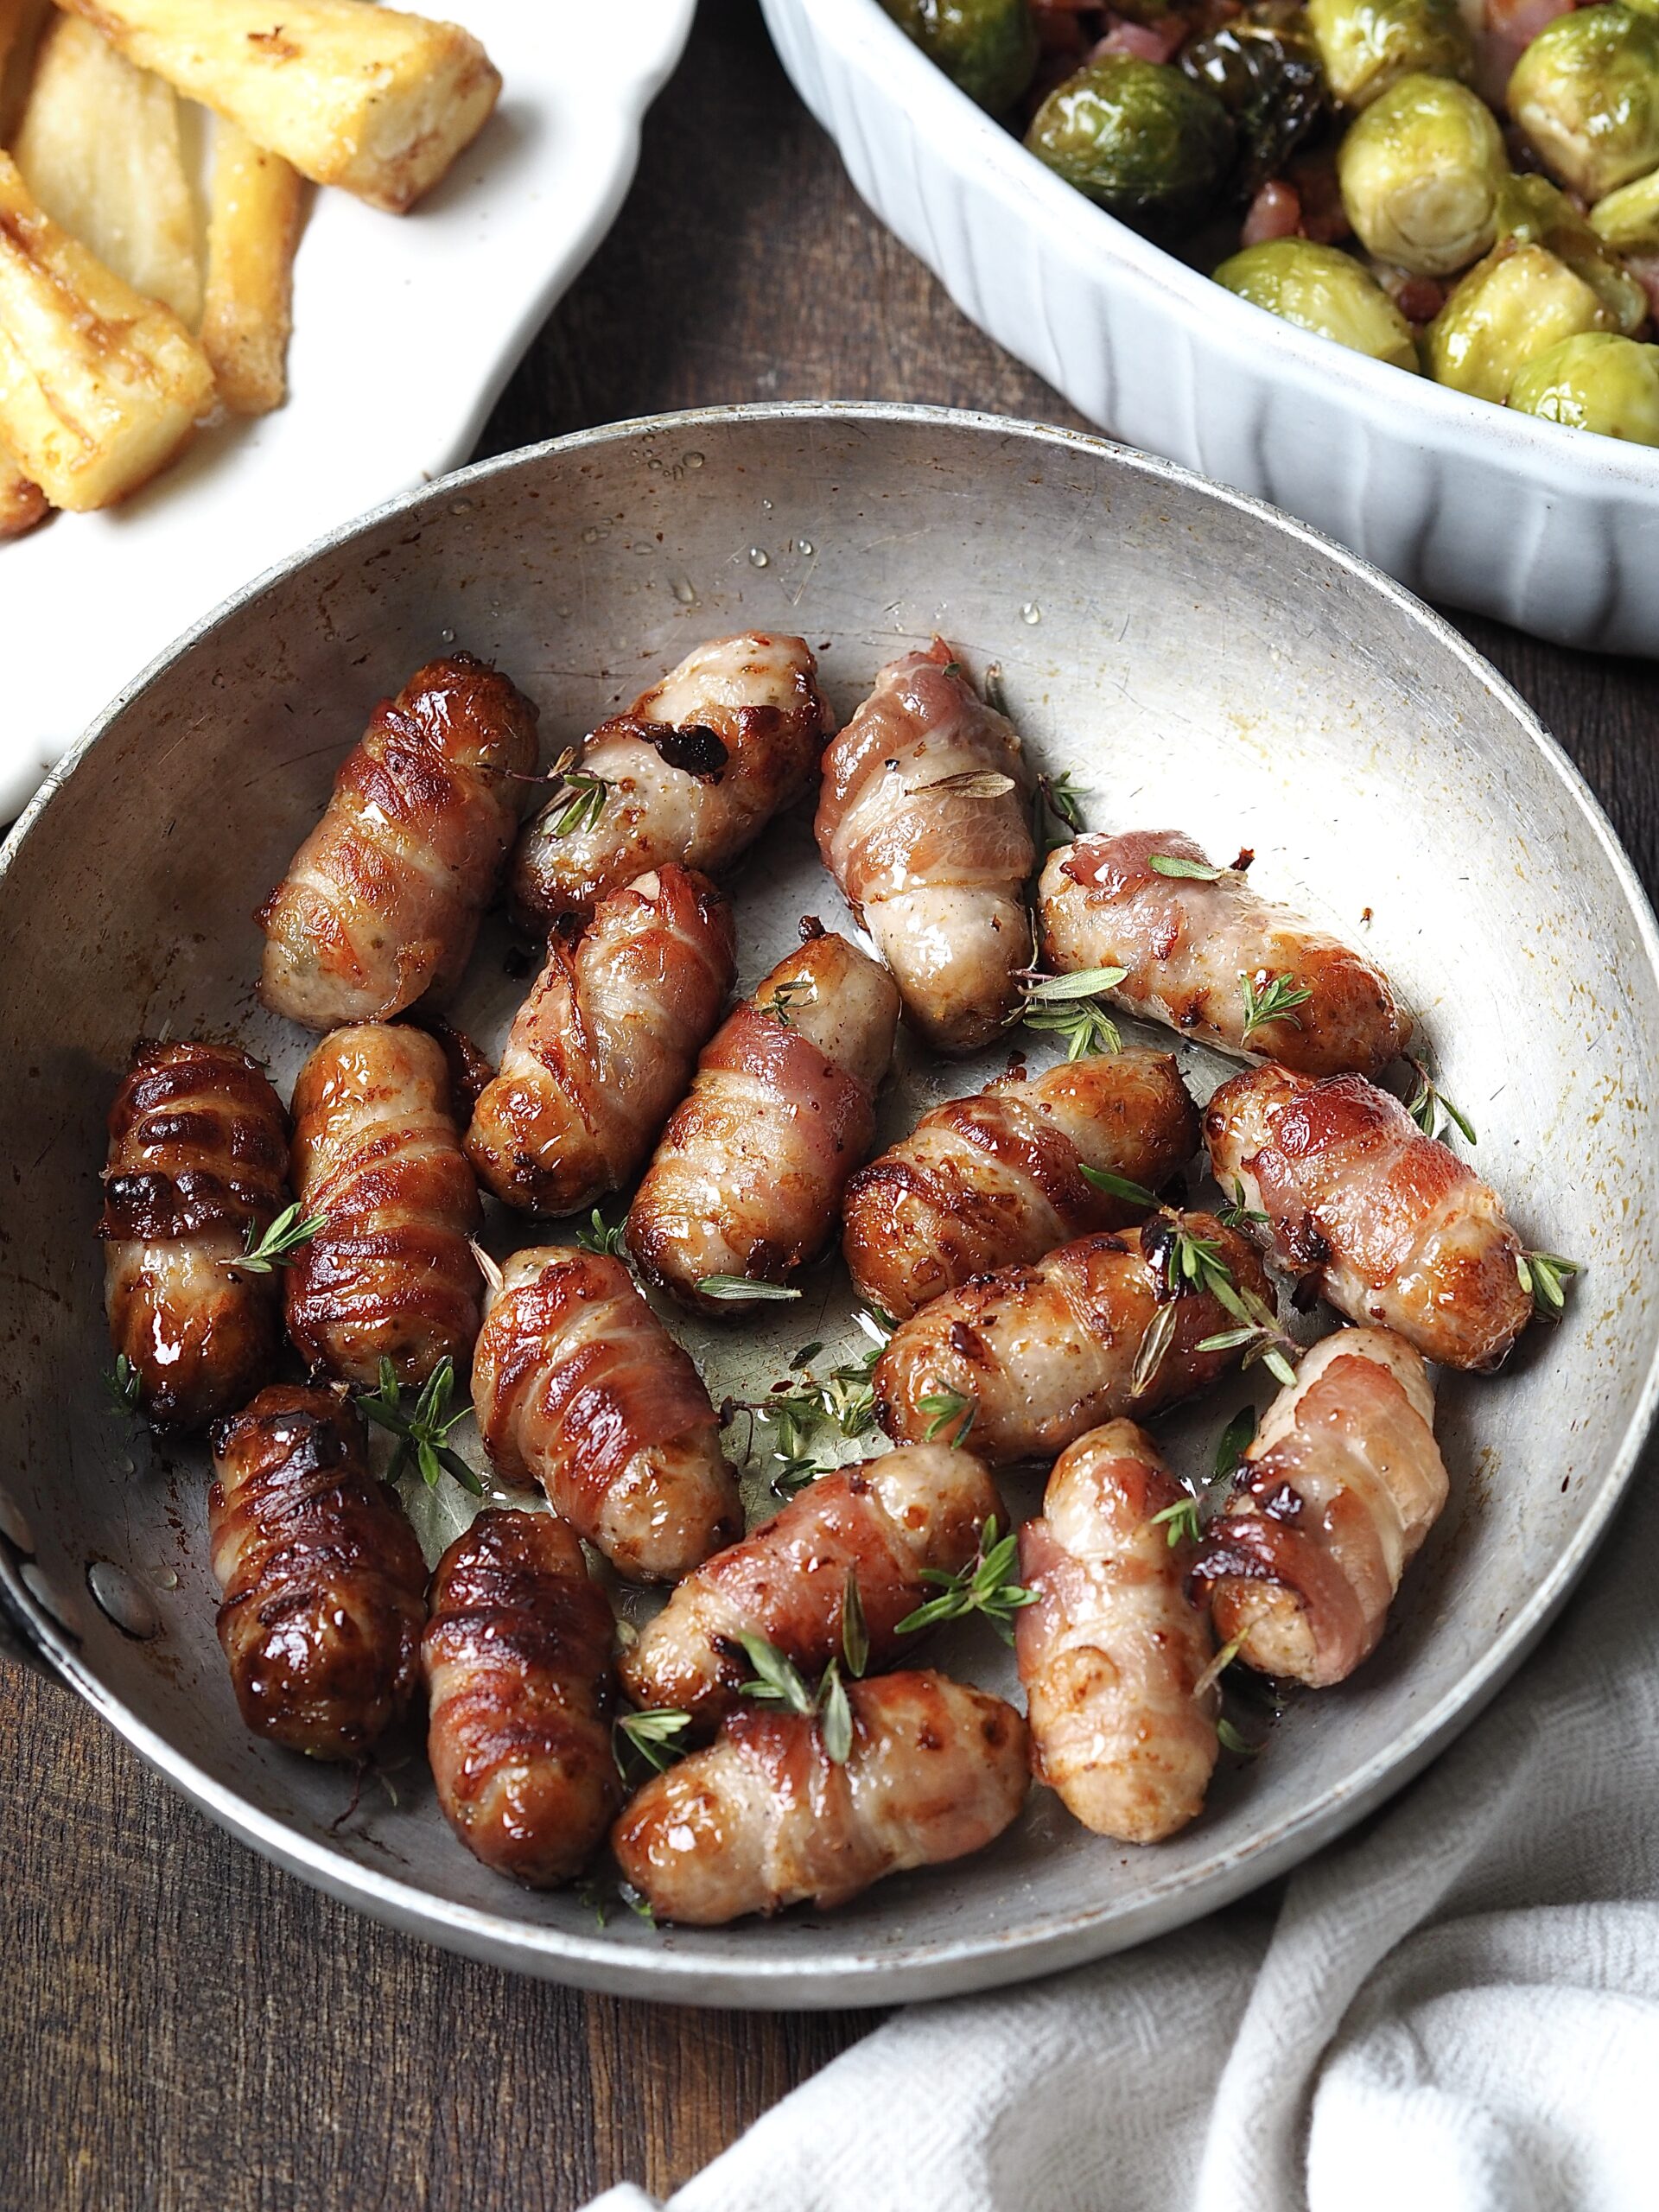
[1039,830,1410,1078]
[472,1245,741,1581]
[257,653,540,1030]
[1192,1329,1448,1686]
[1091,16,1187,61]
[99,1039,289,1433]
[620,1446,1001,1727]
[1243,178,1303,245]
[626,931,899,1313]
[423,1508,620,1886]
[466,866,735,1217]
[510,632,830,929]
[1017,1421,1217,1842]
[1205,1064,1531,1371]
[612,1669,1028,1923]
[842,1047,1198,1321]
[209,1386,426,1758]
[286,1023,483,1388]
[874,1211,1274,1466]
[815,641,1036,1054]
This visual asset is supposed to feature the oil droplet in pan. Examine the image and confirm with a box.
[748,547,770,569]
[87,1562,160,1640]
[1020,601,1042,626]
[671,575,699,606]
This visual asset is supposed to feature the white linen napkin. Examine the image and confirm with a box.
[585,1446,1659,2212]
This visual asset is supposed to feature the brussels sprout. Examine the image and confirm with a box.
[1025,55,1237,225]
[1495,171,1648,332]
[1508,330,1659,438]
[1337,74,1506,276]
[1424,241,1614,400]
[1507,6,1659,203]
[1590,164,1659,248]
[1305,0,1471,109]
[1214,237,1422,364]
[1180,16,1329,195]
[880,0,1037,113]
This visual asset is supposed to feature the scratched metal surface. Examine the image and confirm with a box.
[2,404,1656,2006]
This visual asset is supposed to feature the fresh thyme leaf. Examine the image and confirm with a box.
[1032,767,1085,853]
[1024,966,1129,1001]
[620,1881,657,1923]
[1149,1217,1298,1389]
[1239,969,1313,1042]
[791,1341,826,1372]
[1080,1163,1159,1207]
[353,1354,482,1494]
[763,975,816,1028]
[1148,853,1223,881]
[1518,1249,1582,1319]
[911,768,1016,799]
[1215,1178,1269,1230]
[104,1352,142,1417]
[1132,1303,1179,1395]
[818,1659,854,1765]
[574,1207,629,1258]
[1193,1632,1244,1700]
[1214,1405,1258,1483]
[1216,1716,1262,1758]
[540,747,609,839]
[1405,1056,1478,1147]
[940,660,963,681]
[918,1386,976,1445]
[613,1707,693,1778]
[842,1571,869,1679]
[1149,1495,1202,1548]
[1016,966,1128,1061]
[575,1877,610,1929]
[896,1516,1036,1644]
[232,1201,326,1275]
[984,663,1010,717]
[697,1275,803,1302]
[735,1631,817,1717]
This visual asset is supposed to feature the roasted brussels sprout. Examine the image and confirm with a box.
[1590,164,1659,249]
[1025,54,1237,224]
[1424,241,1614,400]
[1337,74,1506,276]
[1507,6,1659,204]
[1214,236,1421,362]
[1495,172,1648,333]
[1305,0,1471,109]
[1180,16,1328,197]
[1508,329,1659,437]
[880,0,1037,113]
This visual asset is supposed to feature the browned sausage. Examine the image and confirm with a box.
[423,1508,620,1886]
[612,1670,1029,1923]
[286,1023,483,1388]
[257,653,539,1029]
[99,1039,289,1433]
[465,865,735,1217]
[208,1386,427,1758]
[842,1048,1199,1321]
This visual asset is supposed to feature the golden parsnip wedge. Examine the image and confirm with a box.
[56,0,501,213]
[0,151,215,510]
[15,12,200,324]
[202,121,303,414]
[0,448,48,537]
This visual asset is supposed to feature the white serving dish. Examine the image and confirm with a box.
[0,0,696,820]
[760,0,1659,657]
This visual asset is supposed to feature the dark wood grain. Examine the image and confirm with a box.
[4,3,1656,2209]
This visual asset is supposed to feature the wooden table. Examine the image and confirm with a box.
[5,5,1656,2206]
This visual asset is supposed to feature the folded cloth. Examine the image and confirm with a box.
[586,1446,1659,2212]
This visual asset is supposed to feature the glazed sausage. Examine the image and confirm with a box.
[286,1024,483,1388]
[842,1048,1199,1321]
[815,641,1035,1053]
[209,1386,426,1758]
[509,632,830,928]
[1192,1329,1448,1687]
[1039,830,1409,1078]
[1016,1421,1217,1844]
[627,931,900,1313]
[423,1508,620,1886]
[465,865,735,1217]
[472,1246,741,1581]
[257,652,540,1030]
[1205,1064,1531,1371]
[619,1446,1001,1727]
[875,1212,1274,1466]
[99,1039,289,1433]
[612,1669,1029,1923]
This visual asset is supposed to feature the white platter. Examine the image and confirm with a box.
[0,0,696,820]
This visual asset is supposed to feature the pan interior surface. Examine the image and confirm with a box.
[3,405,1655,2005]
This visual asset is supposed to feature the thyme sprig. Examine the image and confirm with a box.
[734,1630,855,1764]
[355,1355,482,1494]
[1148,852,1223,882]
[1149,1495,1202,1548]
[613,1707,693,1780]
[1138,1217,1298,1390]
[763,975,817,1028]
[1016,965,1128,1060]
[697,1275,803,1302]
[103,1352,142,1418]
[896,1516,1036,1644]
[1240,969,1313,1042]
[1032,766,1086,854]
[539,747,609,839]
[1080,1163,1160,1208]
[574,1207,628,1259]
[1405,1055,1478,1147]
[1215,1178,1269,1231]
[231,1201,326,1276]
[918,1385,976,1445]
[722,1313,893,1497]
[1517,1249,1582,1319]
[911,768,1016,799]
[1214,1404,1258,1483]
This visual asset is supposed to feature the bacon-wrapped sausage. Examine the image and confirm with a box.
[1039,830,1409,1078]
[465,866,734,1217]
[1192,1329,1448,1687]
[423,1508,620,1886]
[815,641,1035,1054]
[209,1386,427,1758]
[1205,1064,1531,1371]
[286,1024,483,1388]
[612,1669,1028,1924]
[509,632,830,929]
[842,1048,1198,1322]
[257,652,540,1030]
[472,1246,741,1581]
[620,1446,1000,1727]
[1016,1421,1217,1843]
[627,931,899,1313]
[99,1039,289,1433]
[875,1212,1273,1466]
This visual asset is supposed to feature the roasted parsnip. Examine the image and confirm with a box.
[201,119,304,414]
